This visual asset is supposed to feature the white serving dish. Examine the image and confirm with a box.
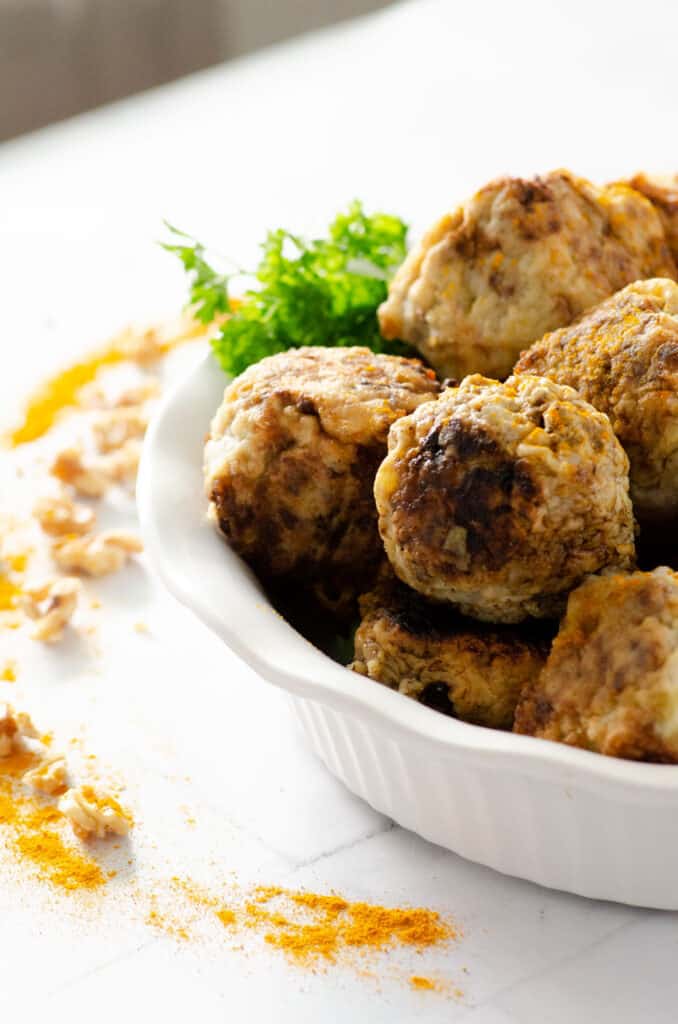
[138,348,678,910]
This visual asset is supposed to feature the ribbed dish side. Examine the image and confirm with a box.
[290,695,678,910]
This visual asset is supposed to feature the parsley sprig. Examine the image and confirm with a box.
[162,202,410,376]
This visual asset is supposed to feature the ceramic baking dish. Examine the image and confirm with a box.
[137,348,678,911]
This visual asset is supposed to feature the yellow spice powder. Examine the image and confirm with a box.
[1,661,17,682]
[410,975,436,991]
[216,885,456,966]
[5,315,213,448]
[0,769,105,892]
[0,572,22,612]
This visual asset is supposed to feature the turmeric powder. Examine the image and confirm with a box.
[0,772,105,891]
[216,885,456,966]
[1,661,17,682]
[410,975,436,991]
[5,314,212,448]
[0,571,22,612]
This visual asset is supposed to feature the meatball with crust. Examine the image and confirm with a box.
[378,170,676,381]
[515,278,678,525]
[204,347,439,606]
[350,569,552,730]
[374,374,636,623]
[620,173,678,265]
[514,568,678,762]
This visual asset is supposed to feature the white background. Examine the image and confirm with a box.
[1,1,678,1020]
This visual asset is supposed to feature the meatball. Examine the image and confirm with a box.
[514,278,678,525]
[204,347,439,606]
[374,374,636,623]
[350,569,552,730]
[378,170,676,381]
[514,567,678,762]
[621,173,678,265]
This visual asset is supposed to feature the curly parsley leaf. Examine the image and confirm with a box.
[162,202,411,377]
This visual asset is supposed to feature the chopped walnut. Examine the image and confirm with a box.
[0,703,38,756]
[99,439,142,484]
[23,754,68,795]
[33,495,96,537]
[52,530,143,576]
[59,784,132,839]
[51,439,141,496]
[79,378,160,410]
[50,448,110,498]
[92,408,148,452]
[117,326,164,364]
[21,577,81,643]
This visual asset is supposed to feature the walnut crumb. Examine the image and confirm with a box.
[50,439,141,497]
[79,378,160,410]
[93,408,148,453]
[59,784,132,839]
[33,494,96,537]
[0,703,38,756]
[117,326,164,364]
[50,448,110,498]
[99,439,142,484]
[52,530,143,576]
[23,754,68,795]
[21,577,81,643]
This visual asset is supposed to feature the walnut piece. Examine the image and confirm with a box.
[79,377,160,410]
[99,439,142,484]
[93,408,148,453]
[50,448,110,498]
[116,326,164,364]
[52,530,143,576]
[23,754,68,795]
[50,439,141,496]
[59,784,132,839]
[21,577,81,643]
[33,495,96,537]
[0,703,38,756]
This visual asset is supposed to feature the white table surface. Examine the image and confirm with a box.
[2,1,678,1020]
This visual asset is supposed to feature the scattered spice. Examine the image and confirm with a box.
[0,570,22,612]
[214,885,456,967]
[6,349,126,447]
[0,770,105,891]
[410,975,436,991]
[5,315,208,447]
[146,901,190,942]
[1,661,17,682]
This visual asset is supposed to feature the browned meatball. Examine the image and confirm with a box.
[350,569,552,730]
[378,170,676,381]
[514,568,678,762]
[204,347,439,605]
[374,374,636,623]
[621,173,678,265]
[514,278,678,525]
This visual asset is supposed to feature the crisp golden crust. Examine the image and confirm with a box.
[204,347,439,596]
[374,374,636,623]
[622,173,678,265]
[514,568,678,762]
[350,570,551,729]
[378,170,676,381]
[515,278,678,524]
